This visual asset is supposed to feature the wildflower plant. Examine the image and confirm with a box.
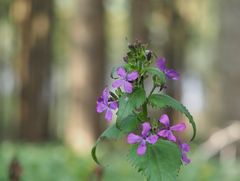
[92,41,196,181]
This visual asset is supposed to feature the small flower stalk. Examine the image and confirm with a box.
[93,41,196,180]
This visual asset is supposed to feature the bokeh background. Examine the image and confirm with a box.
[1,0,240,180]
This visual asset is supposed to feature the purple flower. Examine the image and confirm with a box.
[127,122,158,155]
[96,88,118,122]
[157,114,186,142]
[156,58,180,80]
[112,67,138,93]
[177,139,191,164]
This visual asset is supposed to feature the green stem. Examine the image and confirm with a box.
[142,85,157,120]
[148,85,157,98]
[142,103,148,119]
[110,91,118,101]
[141,77,148,119]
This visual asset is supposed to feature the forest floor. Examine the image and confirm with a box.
[0,142,239,181]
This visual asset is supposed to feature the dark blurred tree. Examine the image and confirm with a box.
[65,0,105,152]
[0,0,12,142]
[161,1,187,96]
[217,0,240,126]
[153,0,188,120]
[0,81,3,141]
[12,0,54,141]
[131,0,150,42]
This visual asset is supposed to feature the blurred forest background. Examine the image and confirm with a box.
[1,0,240,180]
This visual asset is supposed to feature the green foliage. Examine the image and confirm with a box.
[1,143,240,181]
[126,42,147,64]
[91,124,124,165]
[0,143,93,181]
[145,67,166,86]
[148,94,196,141]
[117,114,139,133]
[94,41,197,180]
[128,140,182,181]
[116,87,146,129]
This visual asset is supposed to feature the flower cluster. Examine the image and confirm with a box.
[96,67,139,122]
[112,67,139,93]
[95,42,192,166]
[127,122,158,155]
[127,114,190,164]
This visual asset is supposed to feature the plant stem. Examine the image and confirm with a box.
[142,103,148,119]
[110,91,118,100]
[142,85,157,120]
[149,85,157,98]
[141,78,148,119]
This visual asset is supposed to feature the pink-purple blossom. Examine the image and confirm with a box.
[177,139,191,164]
[157,114,186,142]
[96,88,118,122]
[156,58,180,80]
[127,122,158,155]
[112,67,138,93]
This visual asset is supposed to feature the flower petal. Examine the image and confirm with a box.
[109,101,118,110]
[105,109,113,122]
[137,140,147,155]
[157,129,169,138]
[102,88,109,105]
[116,67,127,78]
[146,135,158,144]
[167,131,176,142]
[165,69,180,80]
[127,71,138,81]
[159,130,176,142]
[127,133,142,144]
[159,114,170,127]
[123,81,133,93]
[141,122,151,137]
[182,152,191,164]
[156,57,167,71]
[170,122,186,132]
[112,79,124,89]
[96,102,107,113]
[181,142,190,152]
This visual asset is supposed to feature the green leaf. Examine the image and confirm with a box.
[117,87,146,129]
[128,139,182,181]
[148,94,196,141]
[118,114,139,133]
[91,124,124,165]
[145,67,166,85]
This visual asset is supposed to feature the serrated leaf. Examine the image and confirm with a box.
[117,87,146,128]
[148,94,196,141]
[128,139,182,181]
[145,67,166,85]
[91,124,124,165]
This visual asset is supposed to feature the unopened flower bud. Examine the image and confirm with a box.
[123,55,128,62]
[145,50,152,61]
[128,43,135,50]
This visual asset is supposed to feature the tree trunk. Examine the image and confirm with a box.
[158,1,187,120]
[0,88,3,141]
[65,0,105,153]
[131,0,150,42]
[15,0,54,141]
[217,0,240,126]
